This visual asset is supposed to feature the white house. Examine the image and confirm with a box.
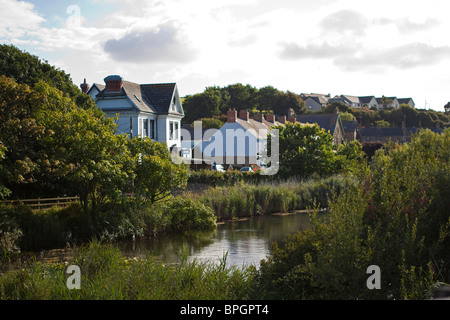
[83,75,185,151]
[199,109,282,167]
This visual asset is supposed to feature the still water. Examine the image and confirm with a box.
[119,212,313,268]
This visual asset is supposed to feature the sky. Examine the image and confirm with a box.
[1,0,450,112]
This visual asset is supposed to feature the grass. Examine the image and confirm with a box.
[0,240,255,300]
[189,174,356,221]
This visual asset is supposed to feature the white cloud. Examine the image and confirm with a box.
[3,0,450,110]
[0,0,45,41]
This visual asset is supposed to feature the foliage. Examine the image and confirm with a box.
[126,138,189,204]
[0,143,10,199]
[182,83,306,124]
[255,129,450,300]
[268,123,344,178]
[0,240,254,300]
[0,44,96,111]
[192,175,356,221]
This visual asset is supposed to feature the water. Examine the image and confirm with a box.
[119,212,313,268]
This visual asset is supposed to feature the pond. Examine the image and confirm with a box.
[118,212,315,268]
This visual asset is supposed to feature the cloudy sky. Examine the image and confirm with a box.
[1,0,450,111]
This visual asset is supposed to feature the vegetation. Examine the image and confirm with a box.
[182,84,306,124]
[0,241,253,300]
[267,123,364,179]
[193,175,355,221]
[254,129,450,300]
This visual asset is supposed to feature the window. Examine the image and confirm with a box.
[169,121,174,140]
[150,119,155,139]
[175,122,179,140]
[143,119,149,138]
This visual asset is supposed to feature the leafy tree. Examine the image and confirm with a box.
[268,123,341,178]
[0,143,11,199]
[126,138,189,204]
[182,86,230,124]
[257,86,280,113]
[0,44,96,111]
[272,90,306,116]
[224,83,258,112]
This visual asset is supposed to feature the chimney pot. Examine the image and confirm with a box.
[227,108,237,123]
[80,78,90,94]
[104,75,123,93]
[277,115,286,124]
[239,109,249,121]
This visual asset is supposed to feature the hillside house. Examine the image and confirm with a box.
[301,93,331,112]
[296,111,345,145]
[83,75,185,151]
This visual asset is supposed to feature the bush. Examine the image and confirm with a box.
[254,129,450,300]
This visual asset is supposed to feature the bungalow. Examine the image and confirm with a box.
[358,96,379,109]
[301,93,330,112]
[398,98,415,108]
[376,96,400,109]
[83,75,184,151]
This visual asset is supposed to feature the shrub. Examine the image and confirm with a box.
[254,129,450,300]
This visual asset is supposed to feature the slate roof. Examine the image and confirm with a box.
[297,113,340,133]
[94,80,181,115]
[359,96,376,104]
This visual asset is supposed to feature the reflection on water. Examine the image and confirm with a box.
[119,212,313,268]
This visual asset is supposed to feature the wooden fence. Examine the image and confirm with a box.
[1,196,80,210]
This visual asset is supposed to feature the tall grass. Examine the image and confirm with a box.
[0,241,255,300]
[191,175,356,221]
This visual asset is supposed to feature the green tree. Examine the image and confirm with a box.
[0,44,96,111]
[182,86,230,124]
[224,83,258,111]
[126,138,189,204]
[269,123,340,178]
[0,142,11,199]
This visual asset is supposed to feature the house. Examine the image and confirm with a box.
[376,96,400,109]
[199,109,282,167]
[342,120,358,142]
[340,95,361,108]
[296,111,345,145]
[300,93,331,112]
[398,98,415,108]
[84,75,184,151]
[358,96,379,109]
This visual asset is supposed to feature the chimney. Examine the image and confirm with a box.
[104,75,123,93]
[80,78,90,94]
[254,113,264,123]
[277,115,286,124]
[239,109,249,121]
[227,108,237,123]
[266,114,275,123]
[288,116,297,124]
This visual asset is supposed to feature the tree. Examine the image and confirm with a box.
[126,138,189,204]
[0,44,96,111]
[224,83,258,111]
[445,102,450,114]
[0,142,11,199]
[268,123,341,178]
[182,86,230,124]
